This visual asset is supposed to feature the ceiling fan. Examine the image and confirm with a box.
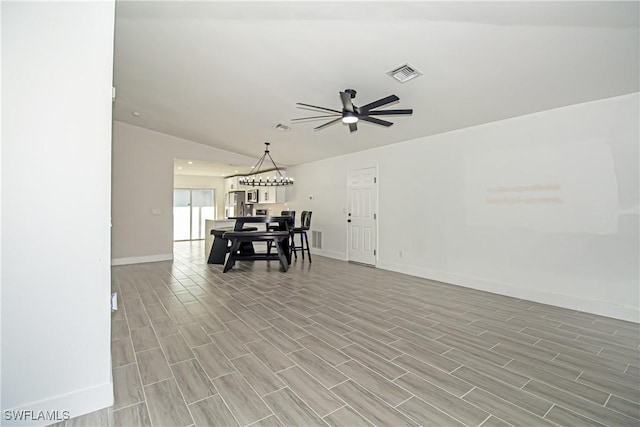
[293,89,413,133]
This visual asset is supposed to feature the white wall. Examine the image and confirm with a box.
[287,157,350,260]
[112,121,255,264]
[287,94,639,322]
[2,1,115,424]
[174,174,224,189]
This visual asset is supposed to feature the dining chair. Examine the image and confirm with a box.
[291,211,312,262]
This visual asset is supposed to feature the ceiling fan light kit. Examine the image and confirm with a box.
[342,112,359,124]
[238,142,294,187]
[293,89,413,133]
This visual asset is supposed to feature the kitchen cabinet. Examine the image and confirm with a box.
[259,186,286,204]
[226,172,288,204]
[223,177,235,194]
[224,176,245,194]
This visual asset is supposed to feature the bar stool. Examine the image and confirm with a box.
[291,211,312,262]
[268,211,295,231]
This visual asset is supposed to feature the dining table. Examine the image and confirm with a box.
[228,215,293,263]
[207,216,293,266]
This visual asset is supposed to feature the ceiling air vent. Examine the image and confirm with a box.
[387,63,422,83]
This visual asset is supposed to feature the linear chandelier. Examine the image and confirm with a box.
[239,142,294,187]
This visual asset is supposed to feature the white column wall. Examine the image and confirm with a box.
[2,2,115,423]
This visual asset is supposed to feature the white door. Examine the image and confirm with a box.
[348,167,377,265]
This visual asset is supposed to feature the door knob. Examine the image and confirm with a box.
[347,219,351,223]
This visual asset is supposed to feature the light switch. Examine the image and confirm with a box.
[152,208,161,215]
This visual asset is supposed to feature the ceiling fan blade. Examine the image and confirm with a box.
[296,103,341,114]
[314,117,342,130]
[359,95,399,112]
[360,116,393,127]
[291,114,341,122]
[349,123,358,133]
[366,109,413,116]
[340,91,355,113]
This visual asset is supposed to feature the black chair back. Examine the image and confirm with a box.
[281,210,295,228]
[300,211,312,230]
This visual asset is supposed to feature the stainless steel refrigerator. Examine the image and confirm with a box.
[225,191,252,218]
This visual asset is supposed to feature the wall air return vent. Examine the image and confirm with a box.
[387,63,422,83]
[312,230,322,249]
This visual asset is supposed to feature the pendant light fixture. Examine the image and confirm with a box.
[239,142,294,186]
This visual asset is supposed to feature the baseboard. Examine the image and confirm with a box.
[309,248,347,261]
[111,253,173,266]
[376,261,640,323]
[2,382,113,427]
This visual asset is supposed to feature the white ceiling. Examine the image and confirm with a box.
[113,1,639,172]
[174,158,245,177]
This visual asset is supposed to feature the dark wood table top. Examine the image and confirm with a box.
[228,216,290,222]
[228,216,292,231]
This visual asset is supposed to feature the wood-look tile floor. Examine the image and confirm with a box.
[64,241,639,426]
